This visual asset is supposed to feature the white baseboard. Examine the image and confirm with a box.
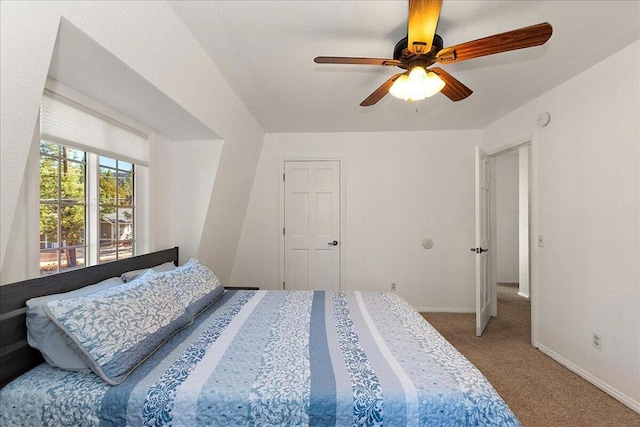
[536,343,640,414]
[416,307,475,313]
[516,291,530,298]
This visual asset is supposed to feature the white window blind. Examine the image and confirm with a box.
[41,90,149,166]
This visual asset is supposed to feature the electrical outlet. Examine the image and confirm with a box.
[390,282,397,292]
[592,331,602,350]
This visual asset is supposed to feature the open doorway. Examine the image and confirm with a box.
[490,144,531,337]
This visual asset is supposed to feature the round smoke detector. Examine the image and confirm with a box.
[537,112,551,127]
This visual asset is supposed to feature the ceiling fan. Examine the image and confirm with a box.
[314,0,552,106]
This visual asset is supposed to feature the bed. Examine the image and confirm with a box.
[0,248,520,426]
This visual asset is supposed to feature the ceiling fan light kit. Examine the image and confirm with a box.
[389,67,445,101]
[313,0,552,107]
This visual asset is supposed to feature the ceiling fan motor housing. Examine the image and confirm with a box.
[394,34,444,68]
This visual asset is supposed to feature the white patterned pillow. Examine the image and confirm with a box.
[44,270,192,385]
[157,258,224,317]
[26,277,124,372]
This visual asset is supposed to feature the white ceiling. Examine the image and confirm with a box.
[170,0,640,133]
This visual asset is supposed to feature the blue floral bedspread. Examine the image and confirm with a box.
[0,290,520,426]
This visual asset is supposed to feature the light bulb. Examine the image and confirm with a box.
[408,66,428,84]
[423,72,445,98]
[407,86,425,101]
[389,74,410,100]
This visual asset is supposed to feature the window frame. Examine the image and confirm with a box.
[38,142,142,275]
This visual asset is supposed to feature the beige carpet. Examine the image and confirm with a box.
[422,284,639,427]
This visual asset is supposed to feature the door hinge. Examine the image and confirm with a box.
[283,173,285,181]
[283,227,285,235]
[283,281,286,289]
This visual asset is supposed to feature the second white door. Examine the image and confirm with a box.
[284,160,340,291]
[475,146,492,336]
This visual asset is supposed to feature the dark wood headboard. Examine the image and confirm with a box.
[0,247,179,388]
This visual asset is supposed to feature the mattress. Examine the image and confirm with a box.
[0,290,520,426]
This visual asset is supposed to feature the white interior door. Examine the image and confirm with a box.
[284,161,340,291]
[475,146,492,336]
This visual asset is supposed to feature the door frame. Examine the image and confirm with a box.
[486,137,538,347]
[278,157,346,291]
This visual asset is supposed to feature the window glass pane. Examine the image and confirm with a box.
[60,160,85,204]
[117,242,133,260]
[40,250,59,276]
[40,158,58,201]
[40,140,59,157]
[99,167,117,205]
[118,173,134,206]
[99,242,117,263]
[99,156,117,169]
[100,206,116,243]
[117,160,132,172]
[64,147,85,162]
[40,204,58,247]
[61,205,85,246]
[60,247,86,271]
[117,207,134,240]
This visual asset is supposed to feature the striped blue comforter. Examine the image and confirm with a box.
[0,290,520,426]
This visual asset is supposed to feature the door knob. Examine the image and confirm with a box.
[328,240,339,246]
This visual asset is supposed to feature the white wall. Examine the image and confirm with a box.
[173,140,224,263]
[495,150,519,283]
[149,133,177,253]
[231,130,481,311]
[482,41,640,411]
[0,2,265,283]
[0,126,40,285]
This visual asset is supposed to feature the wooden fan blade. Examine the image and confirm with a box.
[314,56,402,66]
[408,0,443,54]
[360,73,403,106]
[430,67,473,102]
[436,22,553,64]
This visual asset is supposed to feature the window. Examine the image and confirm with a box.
[38,142,138,275]
[38,87,149,275]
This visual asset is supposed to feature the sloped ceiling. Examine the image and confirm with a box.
[48,20,219,140]
[170,0,640,133]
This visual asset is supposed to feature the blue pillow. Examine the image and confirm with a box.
[120,261,177,282]
[158,258,224,317]
[44,270,192,385]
